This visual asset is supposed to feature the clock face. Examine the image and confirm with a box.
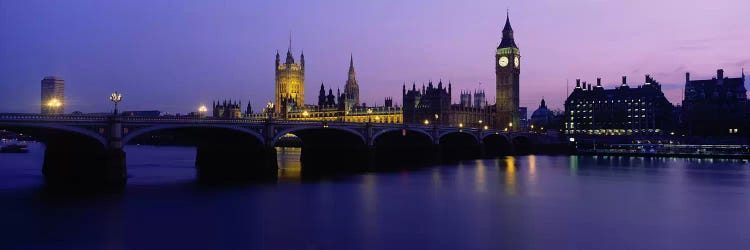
[514,56,519,68]
[499,56,509,67]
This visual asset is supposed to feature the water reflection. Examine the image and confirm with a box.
[475,159,486,193]
[569,155,579,176]
[276,147,301,181]
[504,157,516,195]
[528,155,537,186]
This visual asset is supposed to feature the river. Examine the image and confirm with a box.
[1,144,750,249]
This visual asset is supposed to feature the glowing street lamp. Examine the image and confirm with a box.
[303,110,309,117]
[109,92,122,115]
[423,119,429,125]
[198,105,208,118]
[367,108,373,123]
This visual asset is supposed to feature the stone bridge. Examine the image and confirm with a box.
[0,113,549,187]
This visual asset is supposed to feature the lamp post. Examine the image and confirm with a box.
[303,110,309,120]
[109,92,122,115]
[367,108,373,123]
[433,113,439,128]
[266,101,274,121]
[198,105,208,118]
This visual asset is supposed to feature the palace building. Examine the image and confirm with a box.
[275,40,305,114]
[564,75,676,135]
[682,69,748,135]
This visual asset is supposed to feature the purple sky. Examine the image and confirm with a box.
[1,0,748,114]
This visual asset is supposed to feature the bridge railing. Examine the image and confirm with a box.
[0,113,110,121]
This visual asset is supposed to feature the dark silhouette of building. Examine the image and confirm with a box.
[682,69,748,136]
[213,100,243,119]
[474,90,488,108]
[403,81,452,125]
[496,13,521,130]
[530,99,554,129]
[519,106,528,130]
[317,83,337,107]
[460,90,472,108]
[564,76,676,135]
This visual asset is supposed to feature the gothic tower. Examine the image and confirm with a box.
[495,12,520,131]
[343,54,360,110]
[275,37,305,113]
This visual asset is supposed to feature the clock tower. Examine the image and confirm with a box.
[495,12,520,131]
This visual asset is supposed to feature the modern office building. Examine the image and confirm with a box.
[41,76,65,114]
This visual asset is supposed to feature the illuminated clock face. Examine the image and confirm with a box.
[499,56,509,67]
[514,56,520,68]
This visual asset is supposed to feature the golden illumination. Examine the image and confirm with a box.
[505,157,516,195]
[198,105,208,113]
[508,122,513,127]
[483,125,488,130]
[46,98,62,108]
[424,119,429,125]
[302,110,309,117]
[459,123,463,128]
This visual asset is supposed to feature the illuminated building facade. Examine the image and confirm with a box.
[275,40,304,113]
[213,100,243,119]
[564,76,675,135]
[496,13,521,130]
[682,69,748,135]
[41,76,64,114]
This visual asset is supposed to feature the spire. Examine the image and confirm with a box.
[498,11,517,49]
[285,32,294,64]
[540,98,546,108]
[503,9,513,33]
[349,53,354,73]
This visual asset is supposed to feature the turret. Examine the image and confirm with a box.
[621,76,628,87]
[275,50,280,68]
[686,72,690,82]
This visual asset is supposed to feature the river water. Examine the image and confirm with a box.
[1,144,750,249]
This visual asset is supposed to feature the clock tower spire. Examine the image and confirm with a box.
[495,11,520,131]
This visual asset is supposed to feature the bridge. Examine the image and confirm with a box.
[0,113,552,187]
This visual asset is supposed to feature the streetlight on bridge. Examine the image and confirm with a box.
[198,105,208,118]
[367,108,373,123]
[109,92,122,115]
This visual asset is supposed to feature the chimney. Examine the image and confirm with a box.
[575,79,581,88]
[596,78,602,87]
[621,76,627,86]
[685,72,690,82]
[717,69,724,79]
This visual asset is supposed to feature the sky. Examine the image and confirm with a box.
[0,0,748,114]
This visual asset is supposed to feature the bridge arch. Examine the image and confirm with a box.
[122,124,264,145]
[0,122,107,146]
[438,131,480,144]
[272,125,366,146]
[372,127,433,146]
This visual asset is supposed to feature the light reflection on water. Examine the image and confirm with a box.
[1,146,750,249]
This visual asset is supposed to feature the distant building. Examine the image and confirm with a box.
[213,100,243,119]
[530,99,554,129]
[519,106,528,130]
[41,76,64,114]
[682,69,748,136]
[474,90,488,109]
[460,90,472,108]
[564,76,676,135]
